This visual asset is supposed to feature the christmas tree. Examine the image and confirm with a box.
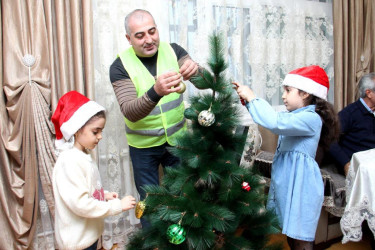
[128,33,281,250]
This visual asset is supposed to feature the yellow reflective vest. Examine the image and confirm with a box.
[118,42,186,148]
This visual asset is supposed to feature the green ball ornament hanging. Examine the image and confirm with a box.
[166,224,186,245]
[198,109,215,127]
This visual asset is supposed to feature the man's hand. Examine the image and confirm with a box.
[179,59,198,81]
[154,71,182,96]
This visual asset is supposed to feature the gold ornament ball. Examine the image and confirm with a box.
[198,110,215,127]
[176,82,186,94]
[135,201,146,219]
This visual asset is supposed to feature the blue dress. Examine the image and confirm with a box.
[247,98,324,241]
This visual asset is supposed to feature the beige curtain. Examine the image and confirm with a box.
[333,0,375,111]
[0,0,94,249]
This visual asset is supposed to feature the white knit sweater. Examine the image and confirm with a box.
[53,147,122,249]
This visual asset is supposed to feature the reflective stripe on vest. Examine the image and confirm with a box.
[149,94,183,115]
[118,42,186,148]
[125,118,186,137]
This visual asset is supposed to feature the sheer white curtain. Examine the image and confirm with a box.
[92,0,333,248]
[169,0,334,104]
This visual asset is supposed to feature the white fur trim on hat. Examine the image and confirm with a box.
[282,74,328,100]
[59,100,105,142]
[54,137,75,156]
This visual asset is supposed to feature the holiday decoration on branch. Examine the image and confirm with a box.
[166,212,186,245]
[127,33,281,250]
[166,223,186,245]
[240,98,246,106]
[232,82,247,106]
[198,108,215,127]
[135,200,146,219]
[241,181,251,192]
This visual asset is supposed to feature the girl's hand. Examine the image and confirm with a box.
[121,195,136,211]
[105,192,118,201]
[232,82,256,102]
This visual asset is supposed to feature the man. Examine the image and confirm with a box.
[109,9,200,210]
[328,72,375,176]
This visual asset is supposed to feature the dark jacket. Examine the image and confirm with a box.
[329,99,375,168]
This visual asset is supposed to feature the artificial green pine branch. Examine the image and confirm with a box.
[127,33,281,250]
[207,34,227,76]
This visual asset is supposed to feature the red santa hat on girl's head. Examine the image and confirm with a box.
[282,65,329,100]
[51,91,105,150]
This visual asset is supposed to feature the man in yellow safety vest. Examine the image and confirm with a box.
[109,9,202,227]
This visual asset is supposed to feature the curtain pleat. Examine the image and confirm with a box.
[333,0,375,111]
[1,0,42,247]
[49,0,93,102]
[0,0,94,249]
[82,0,95,99]
[32,83,56,218]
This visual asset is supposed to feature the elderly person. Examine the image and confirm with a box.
[328,72,375,176]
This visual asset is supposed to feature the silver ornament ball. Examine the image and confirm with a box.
[198,110,215,127]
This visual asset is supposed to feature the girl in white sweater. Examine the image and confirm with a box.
[52,91,136,250]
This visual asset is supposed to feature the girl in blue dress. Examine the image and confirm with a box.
[234,65,339,250]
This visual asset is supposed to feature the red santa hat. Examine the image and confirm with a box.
[51,91,105,149]
[282,65,329,100]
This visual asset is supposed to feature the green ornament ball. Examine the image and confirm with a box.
[166,224,186,245]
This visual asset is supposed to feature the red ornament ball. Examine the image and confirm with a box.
[242,181,251,191]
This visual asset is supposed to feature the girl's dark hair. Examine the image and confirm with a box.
[83,110,106,127]
[304,94,340,150]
